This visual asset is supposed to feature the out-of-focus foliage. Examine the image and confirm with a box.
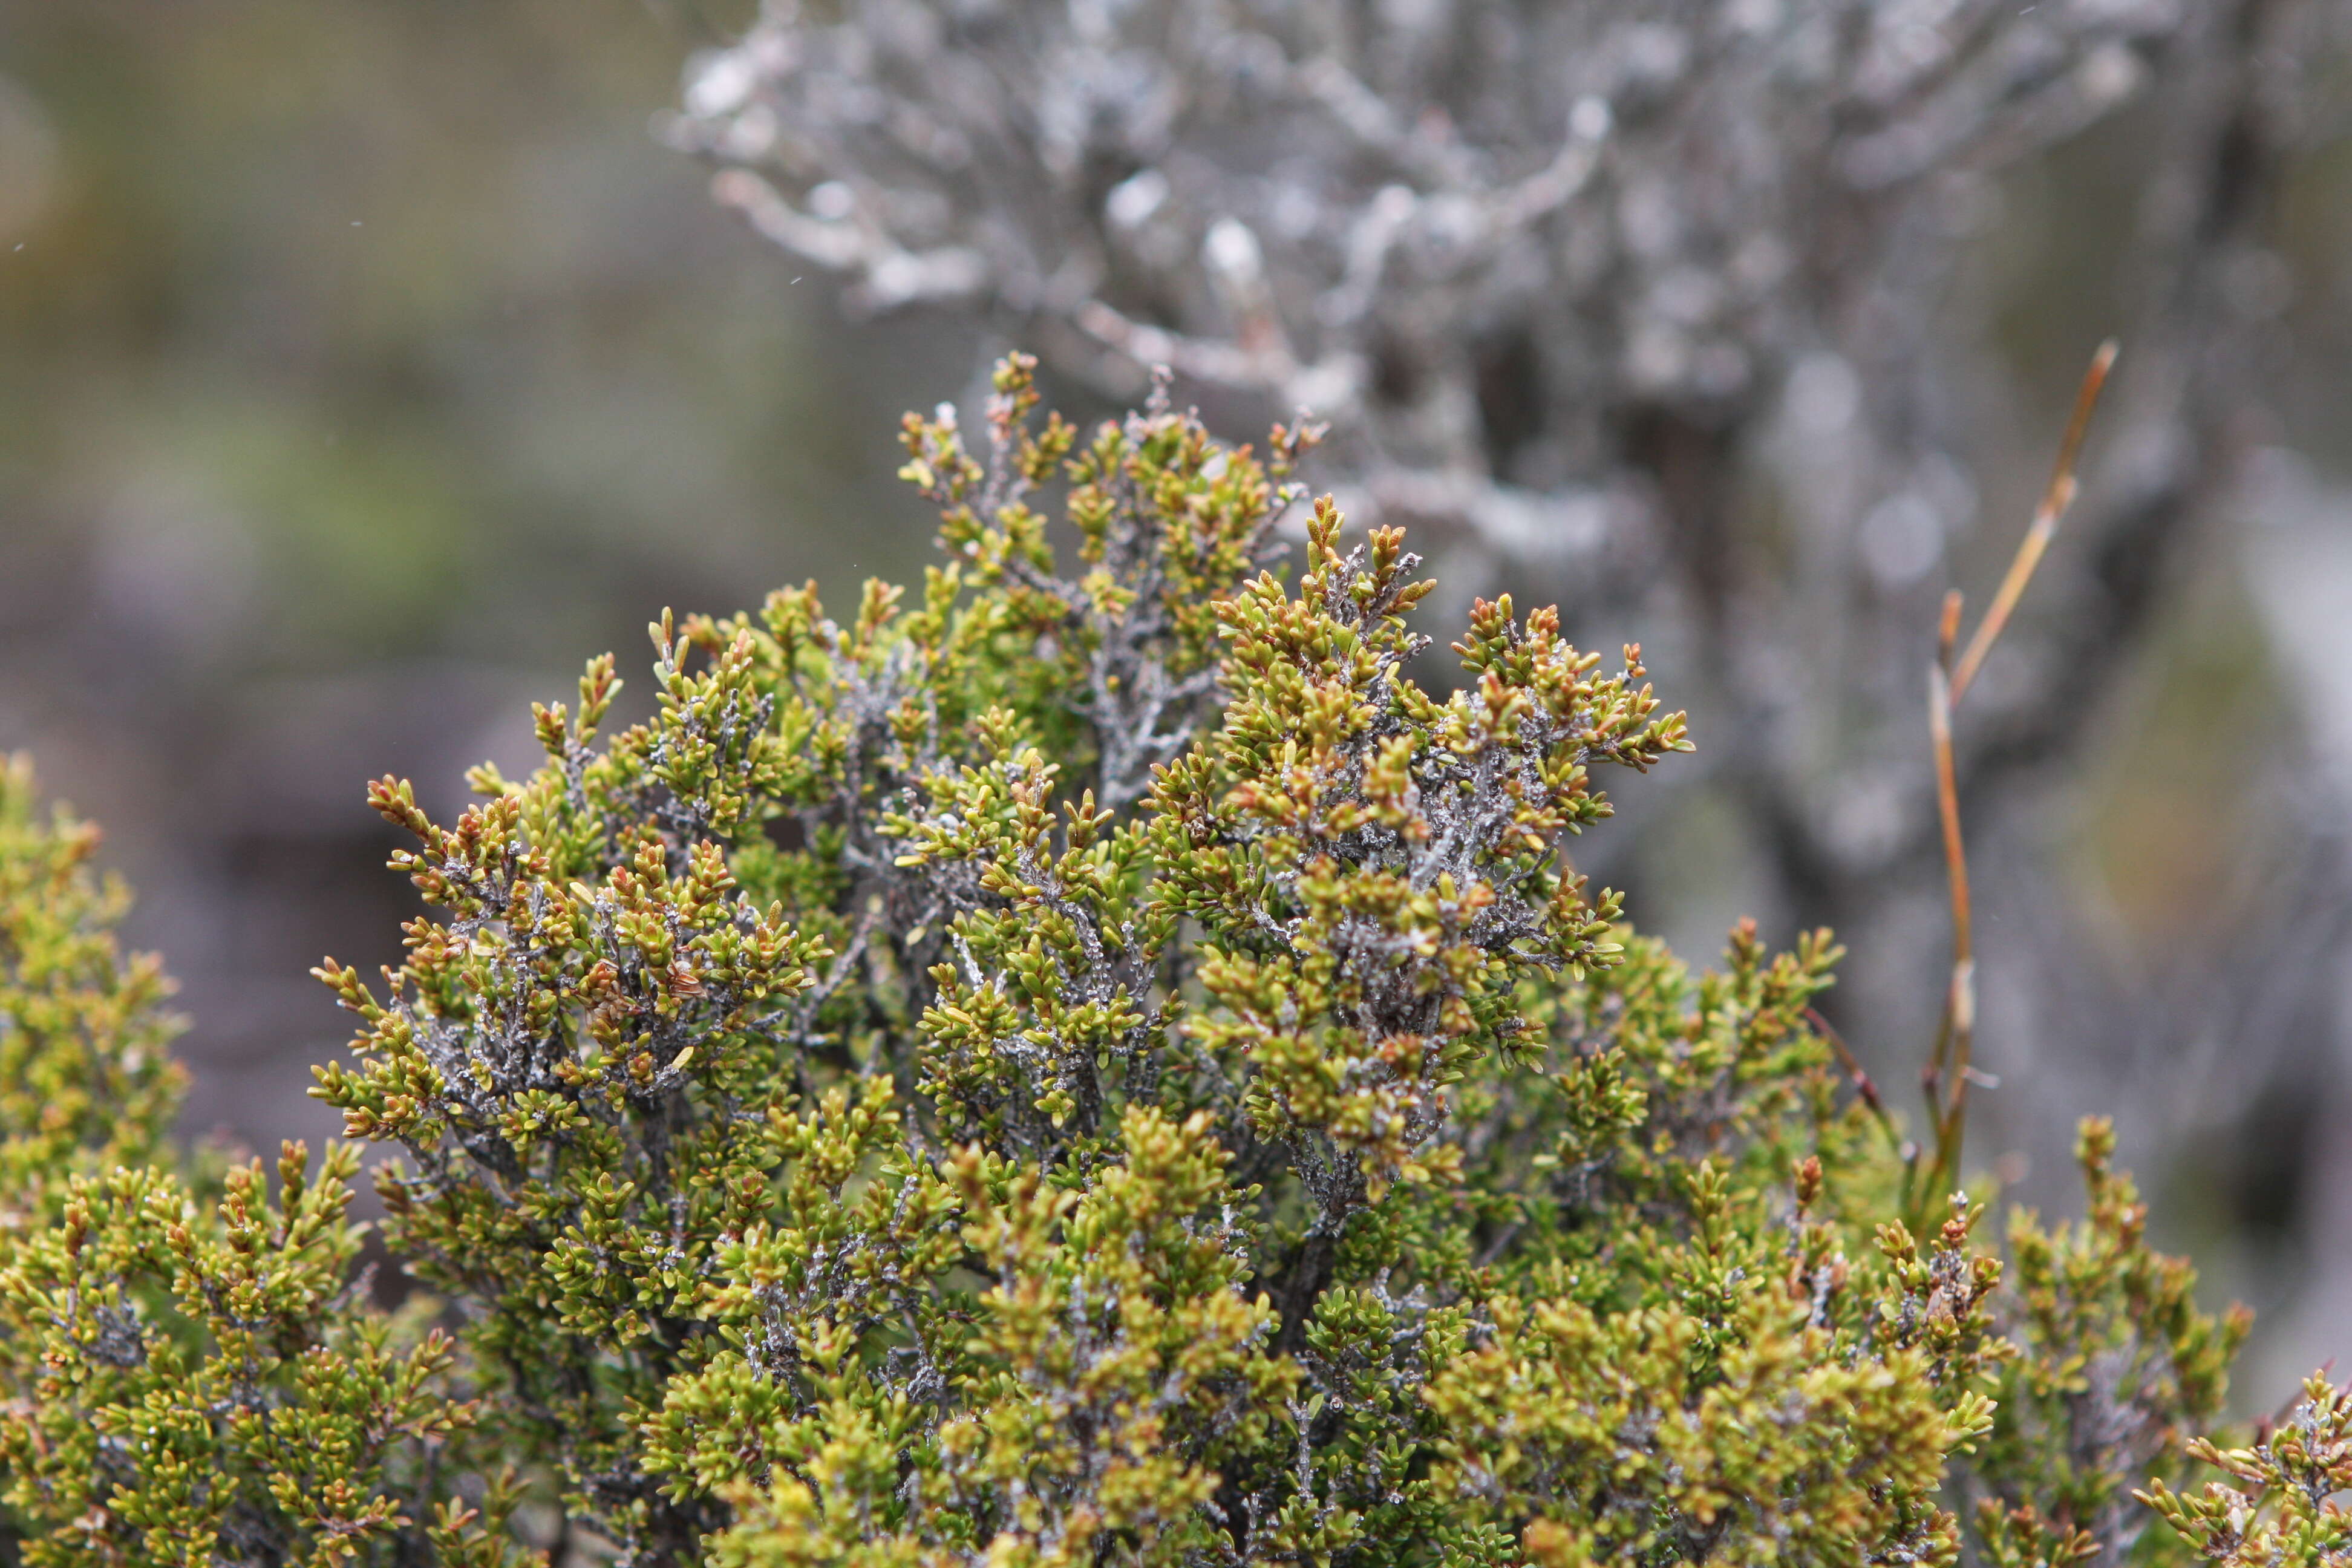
[0,0,965,1171]
[2,362,2308,1566]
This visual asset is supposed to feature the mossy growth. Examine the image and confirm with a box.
[0,358,2335,1566]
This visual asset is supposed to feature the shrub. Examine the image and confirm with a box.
[0,358,2336,1566]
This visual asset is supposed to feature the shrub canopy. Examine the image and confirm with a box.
[0,359,2339,1567]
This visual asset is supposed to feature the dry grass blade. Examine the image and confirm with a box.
[1949,339,2118,704]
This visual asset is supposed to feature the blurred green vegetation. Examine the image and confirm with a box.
[0,0,966,1151]
[1,0,955,675]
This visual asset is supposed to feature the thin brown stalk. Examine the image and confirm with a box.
[1807,1005,1906,1157]
[1949,339,2117,704]
[1911,339,2117,1230]
[1915,659,1976,1226]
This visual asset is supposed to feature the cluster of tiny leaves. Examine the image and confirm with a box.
[2141,1374,2352,1565]
[0,757,183,1226]
[0,1148,522,1566]
[1970,1119,2252,1567]
[0,760,521,1565]
[0,360,2321,1567]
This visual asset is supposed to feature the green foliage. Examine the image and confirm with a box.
[2140,1376,2352,1564]
[0,358,2329,1566]
[0,760,518,1564]
[0,1148,521,1567]
[0,757,184,1224]
[1972,1119,2252,1566]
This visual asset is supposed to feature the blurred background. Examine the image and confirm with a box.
[4,0,2351,1406]
[0,0,971,1146]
